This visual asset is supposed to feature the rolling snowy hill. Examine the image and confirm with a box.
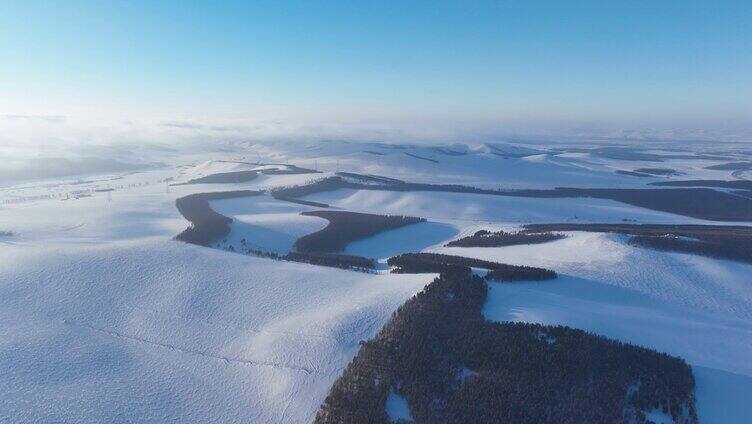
[2,139,751,422]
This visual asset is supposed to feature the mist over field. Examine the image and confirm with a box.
[2,1,751,423]
[3,113,750,186]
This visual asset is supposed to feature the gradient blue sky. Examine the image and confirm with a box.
[1,1,750,133]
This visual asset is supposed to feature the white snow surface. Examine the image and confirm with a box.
[2,139,752,422]
[301,187,752,422]
[0,170,432,423]
[344,221,458,260]
[464,234,752,422]
[0,238,430,423]
[302,188,719,225]
[210,195,329,254]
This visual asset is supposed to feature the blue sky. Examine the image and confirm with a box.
[1,1,750,134]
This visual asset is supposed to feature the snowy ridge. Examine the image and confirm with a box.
[2,138,752,422]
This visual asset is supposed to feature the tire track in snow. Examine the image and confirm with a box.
[62,319,315,374]
[108,300,346,343]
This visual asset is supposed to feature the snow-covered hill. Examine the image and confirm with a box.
[1,138,751,422]
[0,180,432,422]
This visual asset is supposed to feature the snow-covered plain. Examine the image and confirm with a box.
[0,170,432,422]
[2,139,751,422]
[0,239,430,422]
[303,188,719,225]
[296,170,752,422]
[479,263,752,422]
[210,195,329,254]
[433,231,752,422]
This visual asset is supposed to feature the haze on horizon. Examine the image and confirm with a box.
[3,3,752,422]
[1,0,750,145]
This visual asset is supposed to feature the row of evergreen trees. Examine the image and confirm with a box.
[629,235,752,263]
[273,174,752,221]
[446,229,566,248]
[387,252,557,281]
[295,211,425,253]
[316,268,697,424]
[174,190,262,245]
[525,223,752,264]
[232,245,376,272]
[285,251,375,271]
[177,170,259,185]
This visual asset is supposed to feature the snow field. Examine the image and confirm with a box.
[0,239,431,422]
[3,140,752,422]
